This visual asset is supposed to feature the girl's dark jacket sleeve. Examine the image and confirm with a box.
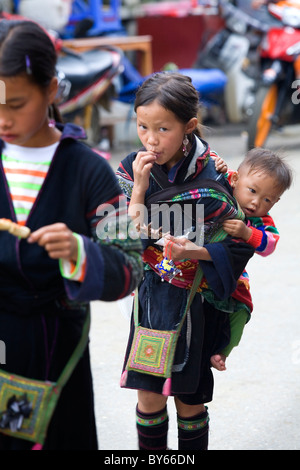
[59,130,144,302]
[200,238,253,300]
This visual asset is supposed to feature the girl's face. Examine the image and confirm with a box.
[136,100,197,169]
[0,74,59,147]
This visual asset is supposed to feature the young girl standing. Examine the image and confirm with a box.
[0,20,143,450]
[117,72,255,450]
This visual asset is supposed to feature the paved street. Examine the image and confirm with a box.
[89,121,300,450]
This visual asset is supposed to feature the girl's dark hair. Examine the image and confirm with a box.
[134,71,203,138]
[0,19,62,121]
[239,147,293,194]
[0,19,57,87]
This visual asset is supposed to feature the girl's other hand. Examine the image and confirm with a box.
[28,223,78,262]
[163,235,199,261]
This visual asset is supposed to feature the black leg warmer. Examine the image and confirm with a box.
[177,407,209,450]
[136,405,169,451]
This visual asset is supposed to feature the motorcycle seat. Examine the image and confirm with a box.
[57,48,117,98]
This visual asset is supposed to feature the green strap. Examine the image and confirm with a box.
[177,264,204,330]
[210,203,244,242]
[56,311,91,389]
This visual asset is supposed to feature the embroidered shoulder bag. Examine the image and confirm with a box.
[120,265,203,396]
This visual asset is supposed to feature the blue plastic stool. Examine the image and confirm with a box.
[64,0,122,37]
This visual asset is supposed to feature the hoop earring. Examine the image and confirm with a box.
[48,105,56,128]
[182,134,189,157]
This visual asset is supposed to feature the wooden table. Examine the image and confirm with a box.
[62,35,153,76]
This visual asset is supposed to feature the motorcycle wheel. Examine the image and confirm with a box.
[247,84,278,150]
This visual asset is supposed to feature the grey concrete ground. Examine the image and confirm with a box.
[89,120,300,451]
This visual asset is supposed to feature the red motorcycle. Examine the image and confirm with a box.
[247,0,300,149]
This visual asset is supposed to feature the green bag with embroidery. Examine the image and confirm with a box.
[0,312,90,450]
[121,266,203,396]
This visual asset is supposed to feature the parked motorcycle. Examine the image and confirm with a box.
[194,0,277,124]
[247,0,300,149]
[0,11,124,149]
[56,43,123,147]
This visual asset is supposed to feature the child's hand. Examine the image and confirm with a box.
[213,155,228,174]
[132,150,157,194]
[28,223,78,262]
[223,219,252,241]
[163,235,210,261]
[211,354,227,371]
[163,236,196,261]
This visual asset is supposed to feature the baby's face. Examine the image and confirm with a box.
[232,170,282,218]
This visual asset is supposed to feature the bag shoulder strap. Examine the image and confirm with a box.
[56,311,90,389]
